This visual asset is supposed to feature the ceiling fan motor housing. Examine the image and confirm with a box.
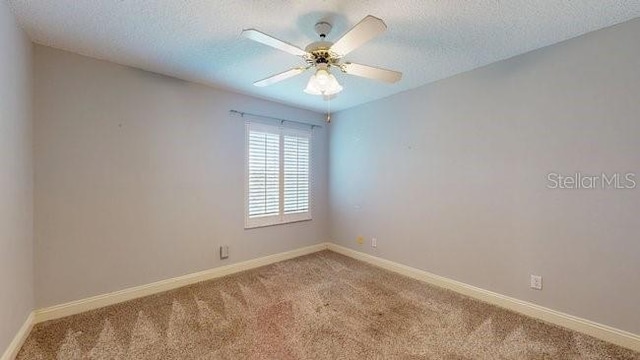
[305,41,337,66]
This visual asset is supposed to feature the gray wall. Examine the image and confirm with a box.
[329,18,640,334]
[34,46,329,308]
[0,1,34,354]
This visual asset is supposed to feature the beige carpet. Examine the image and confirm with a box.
[18,250,640,359]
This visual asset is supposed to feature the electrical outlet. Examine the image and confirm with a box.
[371,238,377,248]
[356,236,364,245]
[220,245,229,260]
[530,275,542,290]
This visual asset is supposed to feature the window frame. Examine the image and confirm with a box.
[244,120,312,229]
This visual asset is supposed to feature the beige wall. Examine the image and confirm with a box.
[0,1,34,354]
[329,18,640,334]
[33,46,329,308]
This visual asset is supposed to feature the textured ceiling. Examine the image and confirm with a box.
[7,0,640,113]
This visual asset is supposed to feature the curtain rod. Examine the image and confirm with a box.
[229,109,322,129]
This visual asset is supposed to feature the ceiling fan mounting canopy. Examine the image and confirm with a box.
[314,21,332,39]
[242,15,402,95]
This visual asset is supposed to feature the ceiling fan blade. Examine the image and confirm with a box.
[254,67,307,87]
[342,62,402,83]
[330,15,387,57]
[242,29,308,57]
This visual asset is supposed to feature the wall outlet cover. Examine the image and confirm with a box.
[530,275,542,290]
[220,245,229,260]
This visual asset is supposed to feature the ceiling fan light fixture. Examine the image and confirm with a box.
[315,69,330,86]
[304,68,343,96]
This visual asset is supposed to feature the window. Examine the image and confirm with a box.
[245,121,311,228]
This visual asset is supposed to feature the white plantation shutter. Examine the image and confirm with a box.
[283,130,310,216]
[245,121,311,228]
[247,124,280,220]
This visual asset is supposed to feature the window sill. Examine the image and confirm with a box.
[244,217,312,230]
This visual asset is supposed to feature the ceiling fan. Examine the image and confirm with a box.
[242,15,402,97]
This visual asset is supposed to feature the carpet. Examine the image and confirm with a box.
[17,250,640,359]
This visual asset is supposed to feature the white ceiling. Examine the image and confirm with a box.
[7,0,640,113]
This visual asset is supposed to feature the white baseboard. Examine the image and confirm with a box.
[327,243,640,353]
[22,241,640,354]
[35,243,329,324]
[1,312,34,360]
